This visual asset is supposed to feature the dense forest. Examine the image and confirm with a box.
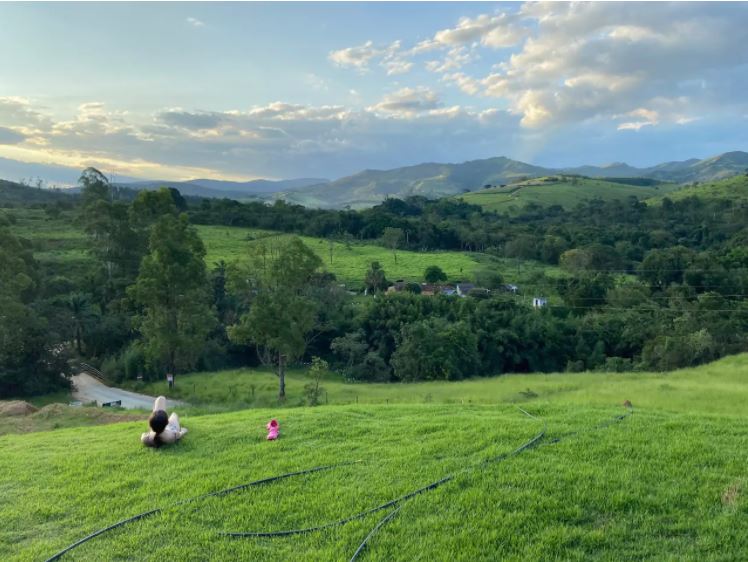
[1,169,747,398]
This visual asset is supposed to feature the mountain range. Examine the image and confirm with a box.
[275,150,748,208]
[2,151,747,209]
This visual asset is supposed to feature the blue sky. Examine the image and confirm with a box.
[1,2,747,183]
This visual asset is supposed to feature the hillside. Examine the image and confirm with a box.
[197,225,559,290]
[646,173,748,204]
[278,157,555,209]
[457,176,677,212]
[2,355,747,561]
[0,179,75,206]
[276,151,748,209]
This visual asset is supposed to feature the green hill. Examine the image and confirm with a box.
[646,174,748,205]
[280,157,549,209]
[457,176,677,212]
[2,355,747,561]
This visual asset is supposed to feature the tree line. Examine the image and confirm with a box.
[1,169,746,399]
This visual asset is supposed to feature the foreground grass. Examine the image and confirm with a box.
[129,354,748,417]
[1,402,746,561]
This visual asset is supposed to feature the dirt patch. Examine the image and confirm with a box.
[722,481,742,508]
[0,401,38,416]
[0,403,143,436]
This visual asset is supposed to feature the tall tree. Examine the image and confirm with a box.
[381,227,403,264]
[364,261,389,293]
[128,214,216,379]
[228,237,323,399]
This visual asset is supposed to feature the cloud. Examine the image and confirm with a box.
[328,4,748,131]
[329,40,380,72]
[468,3,748,128]
[158,109,225,130]
[367,87,441,117]
[186,17,205,28]
[0,127,27,145]
[0,97,519,180]
[432,12,527,49]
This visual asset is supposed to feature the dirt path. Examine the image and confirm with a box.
[72,373,182,410]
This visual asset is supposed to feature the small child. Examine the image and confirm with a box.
[141,396,188,448]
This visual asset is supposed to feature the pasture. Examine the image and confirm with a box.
[458,176,677,213]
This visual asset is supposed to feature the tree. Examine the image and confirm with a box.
[0,227,69,396]
[364,261,388,293]
[304,356,327,405]
[391,317,479,381]
[474,269,503,289]
[78,168,141,307]
[381,227,403,264]
[128,214,216,379]
[66,292,95,355]
[228,237,323,400]
[424,265,447,284]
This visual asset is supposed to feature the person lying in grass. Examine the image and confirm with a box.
[141,396,188,448]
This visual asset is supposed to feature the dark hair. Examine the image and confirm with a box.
[148,410,169,448]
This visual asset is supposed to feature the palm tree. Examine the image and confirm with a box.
[66,292,93,355]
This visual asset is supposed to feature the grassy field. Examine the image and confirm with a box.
[196,225,562,289]
[127,354,748,416]
[2,208,561,290]
[2,355,747,560]
[458,177,678,213]
[197,225,482,288]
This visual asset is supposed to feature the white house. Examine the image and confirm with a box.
[532,297,547,308]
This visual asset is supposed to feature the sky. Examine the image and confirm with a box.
[1,1,748,184]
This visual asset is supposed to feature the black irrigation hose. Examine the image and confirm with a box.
[223,404,632,559]
[223,408,547,539]
[43,461,360,562]
[349,505,403,562]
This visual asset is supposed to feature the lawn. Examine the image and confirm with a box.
[2,356,747,561]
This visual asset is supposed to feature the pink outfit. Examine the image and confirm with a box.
[266,419,279,440]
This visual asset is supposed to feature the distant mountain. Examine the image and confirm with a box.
[0,178,75,205]
[278,151,748,209]
[278,157,549,209]
[186,177,327,194]
[116,177,328,200]
[0,157,141,187]
[2,151,746,210]
[562,152,748,183]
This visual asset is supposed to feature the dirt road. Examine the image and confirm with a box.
[72,373,181,410]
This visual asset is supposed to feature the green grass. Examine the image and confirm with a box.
[129,354,748,417]
[3,208,560,290]
[196,225,561,289]
[2,355,747,560]
[458,177,678,213]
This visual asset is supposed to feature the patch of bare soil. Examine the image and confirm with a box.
[0,401,38,416]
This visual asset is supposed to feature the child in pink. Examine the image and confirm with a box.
[266,419,279,440]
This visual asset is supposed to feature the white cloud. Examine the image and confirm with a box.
[433,12,527,49]
[329,40,380,72]
[186,17,205,28]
